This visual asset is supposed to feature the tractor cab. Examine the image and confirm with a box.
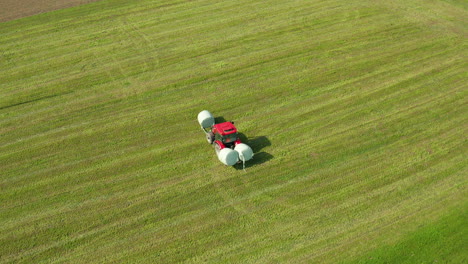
[212,122,241,149]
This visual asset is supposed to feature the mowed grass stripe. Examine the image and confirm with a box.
[0,9,438,116]
[0,2,400,105]
[347,205,467,264]
[173,138,466,263]
[2,100,460,262]
[3,79,462,211]
[1,0,466,263]
[0,52,464,258]
[2,10,458,177]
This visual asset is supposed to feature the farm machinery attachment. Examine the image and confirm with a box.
[197,110,253,167]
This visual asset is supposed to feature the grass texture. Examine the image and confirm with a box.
[1,0,467,263]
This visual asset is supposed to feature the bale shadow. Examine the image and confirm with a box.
[234,135,272,170]
[214,116,227,124]
[234,151,273,170]
[242,135,271,153]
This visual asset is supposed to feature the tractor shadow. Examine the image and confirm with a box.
[214,116,228,124]
[234,134,273,170]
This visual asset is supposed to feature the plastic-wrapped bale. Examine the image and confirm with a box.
[197,110,215,129]
[234,143,254,162]
[217,148,239,166]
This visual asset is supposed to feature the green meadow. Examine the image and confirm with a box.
[1,0,466,263]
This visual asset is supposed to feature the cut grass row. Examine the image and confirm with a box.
[1,0,467,263]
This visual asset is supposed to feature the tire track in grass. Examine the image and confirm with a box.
[210,168,267,223]
[249,94,468,260]
[0,202,161,263]
[245,149,465,263]
[221,40,460,133]
[283,88,465,179]
[236,89,465,226]
[120,16,160,77]
[82,42,466,260]
[1,161,199,262]
[269,77,463,159]
[266,49,464,139]
[297,168,465,263]
[38,131,462,264]
[1,0,466,262]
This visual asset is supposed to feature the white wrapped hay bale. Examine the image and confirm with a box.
[197,110,215,129]
[217,148,239,166]
[234,143,254,162]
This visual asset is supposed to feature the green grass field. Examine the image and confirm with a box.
[1,0,467,263]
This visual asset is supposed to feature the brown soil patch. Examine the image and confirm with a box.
[0,0,101,22]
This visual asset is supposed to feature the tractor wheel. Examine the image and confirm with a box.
[206,132,214,144]
[214,141,221,154]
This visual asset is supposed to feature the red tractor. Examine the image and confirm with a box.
[198,110,253,166]
[206,121,241,151]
